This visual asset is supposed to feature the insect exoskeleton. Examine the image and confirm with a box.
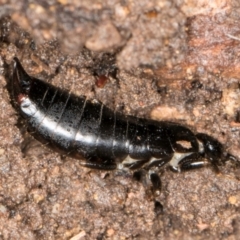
[11,57,237,193]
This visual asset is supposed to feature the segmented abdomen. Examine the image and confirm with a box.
[25,77,175,165]
[13,57,205,171]
[13,57,235,173]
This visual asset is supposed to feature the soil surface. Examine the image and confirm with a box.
[0,1,240,239]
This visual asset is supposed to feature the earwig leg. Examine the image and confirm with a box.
[179,160,209,171]
[79,161,117,170]
[124,159,149,170]
[149,171,161,193]
[154,201,164,215]
[225,153,240,165]
[145,156,172,170]
[220,153,240,170]
[133,170,163,212]
[170,153,207,172]
[133,170,162,194]
[133,169,146,182]
[171,152,221,173]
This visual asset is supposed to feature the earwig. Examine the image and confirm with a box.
[11,57,237,190]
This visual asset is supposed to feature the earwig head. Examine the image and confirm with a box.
[12,57,32,104]
[196,133,224,165]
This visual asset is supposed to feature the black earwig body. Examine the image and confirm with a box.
[11,57,236,189]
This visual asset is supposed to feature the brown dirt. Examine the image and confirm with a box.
[0,1,239,239]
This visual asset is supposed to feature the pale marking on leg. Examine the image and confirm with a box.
[197,140,204,153]
[143,157,163,168]
[122,155,142,164]
[169,152,192,171]
[117,155,143,170]
[117,163,124,170]
[148,169,156,178]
